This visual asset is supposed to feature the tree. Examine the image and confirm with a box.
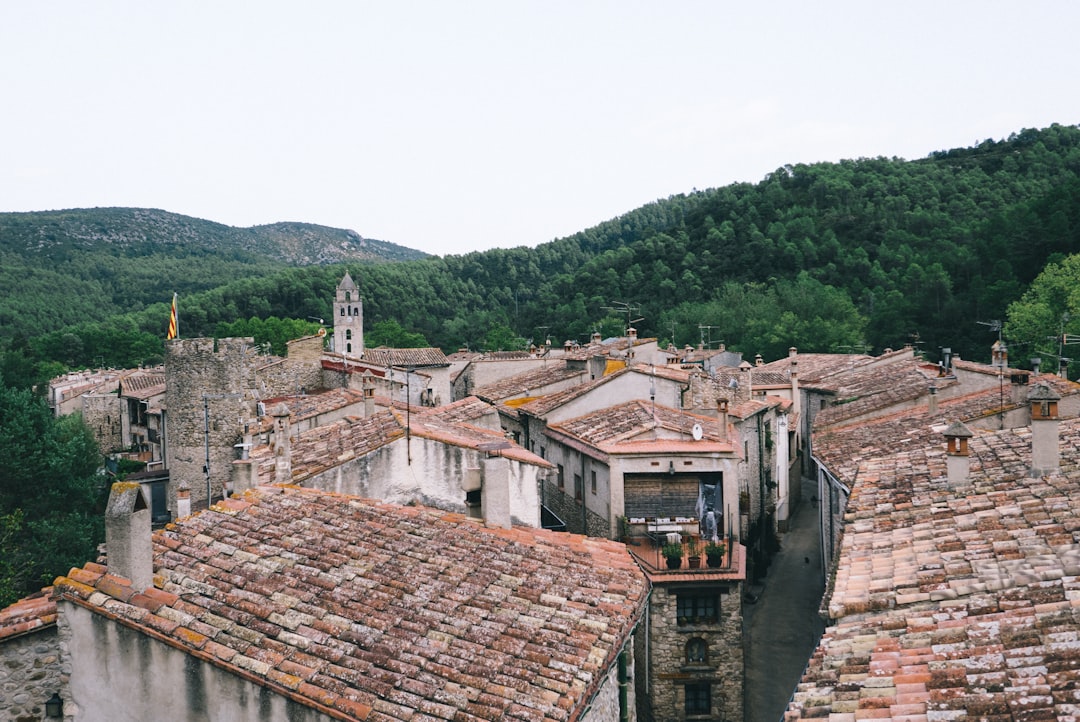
[365,320,429,349]
[1004,254,1080,372]
[0,385,107,607]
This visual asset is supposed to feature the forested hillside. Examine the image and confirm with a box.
[0,207,427,342]
[4,124,1080,389]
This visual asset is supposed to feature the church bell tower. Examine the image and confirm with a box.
[333,272,363,357]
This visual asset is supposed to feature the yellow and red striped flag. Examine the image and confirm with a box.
[167,293,178,340]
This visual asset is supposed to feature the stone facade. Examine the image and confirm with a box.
[581,640,637,722]
[638,582,744,722]
[165,337,254,511]
[78,392,121,454]
[542,475,610,536]
[0,627,62,722]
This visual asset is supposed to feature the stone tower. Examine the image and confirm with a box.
[165,337,255,512]
[334,271,363,357]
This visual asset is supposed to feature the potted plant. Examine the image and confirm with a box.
[662,541,683,569]
[686,536,701,569]
[705,541,726,568]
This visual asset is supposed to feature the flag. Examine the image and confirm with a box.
[167,293,178,340]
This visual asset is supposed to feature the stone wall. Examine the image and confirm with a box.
[638,582,744,722]
[0,627,62,722]
[541,478,609,537]
[165,338,254,511]
[79,394,121,454]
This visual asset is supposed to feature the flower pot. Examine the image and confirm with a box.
[665,555,682,569]
[688,556,701,569]
[706,554,723,568]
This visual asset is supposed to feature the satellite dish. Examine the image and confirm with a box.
[692,423,703,441]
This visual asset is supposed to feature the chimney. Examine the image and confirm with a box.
[755,353,764,367]
[362,372,376,417]
[991,340,1008,370]
[1029,383,1061,476]
[928,384,938,415]
[481,452,512,529]
[789,347,800,421]
[1059,357,1071,380]
[1031,357,1042,375]
[943,421,973,488]
[564,339,573,353]
[175,483,191,518]
[1010,371,1030,405]
[591,330,603,344]
[105,482,153,591]
[272,402,292,484]
[718,397,729,441]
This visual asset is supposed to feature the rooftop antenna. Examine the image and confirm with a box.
[698,324,723,348]
[601,301,642,335]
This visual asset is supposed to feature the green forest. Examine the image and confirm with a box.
[5,124,1080,392]
[3,122,1080,604]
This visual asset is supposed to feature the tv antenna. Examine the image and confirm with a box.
[698,325,723,349]
[601,301,642,334]
[976,319,1003,342]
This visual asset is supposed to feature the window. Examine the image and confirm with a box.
[540,446,546,460]
[346,329,352,340]
[574,474,582,500]
[340,307,345,316]
[685,683,711,715]
[677,592,718,625]
[346,343,352,353]
[686,638,708,664]
[557,464,564,489]
[591,470,597,495]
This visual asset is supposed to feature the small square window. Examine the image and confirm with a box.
[677,593,718,625]
[685,683,710,715]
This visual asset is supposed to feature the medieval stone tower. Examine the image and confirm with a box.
[165,337,256,513]
[333,271,363,357]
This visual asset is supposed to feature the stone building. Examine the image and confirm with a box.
[0,590,60,721]
[48,482,649,721]
[332,270,363,356]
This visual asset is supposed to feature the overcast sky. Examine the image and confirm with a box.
[2,2,1078,257]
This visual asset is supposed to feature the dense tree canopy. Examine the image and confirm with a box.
[0,384,107,607]
[4,124,1080,385]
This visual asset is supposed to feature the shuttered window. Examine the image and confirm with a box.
[624,476,699,519]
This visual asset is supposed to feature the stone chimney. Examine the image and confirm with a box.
[564,339,573,353]
[1060,357,1071,380]
[105,482,153,591]
[362,372,376,417]
[789,347,800,421]
[928,384,938,415]
[943,421,973,488]
[272,402,292,485]
[1029,383,1061,477]
[1010,370,1030,405]
[718,397,729,442]
[755,353,764,367]
[591,330,603,344]
[1031,357,1042,375]
[481,452,512,529]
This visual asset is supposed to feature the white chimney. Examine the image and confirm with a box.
[105,482,153,591]
[481,453,512,529]
[1029,383,1061,477]
[928,384,938,415]
[943,421,973,487]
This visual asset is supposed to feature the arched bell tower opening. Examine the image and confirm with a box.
[333,272,363,357]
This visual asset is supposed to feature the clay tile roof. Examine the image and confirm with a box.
[54,487,649,721]
[361,347,448,367]
[255,387,367,431]
[118,369,166,399]
[419,395,497,424]
[548,400,734,456]
[0,588,57,641]
[396,411,550,467]
[813,377,1079,487]
[471,363,590,404]
[788,417,1080,719]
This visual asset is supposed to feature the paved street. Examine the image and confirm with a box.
[743,477,827,721]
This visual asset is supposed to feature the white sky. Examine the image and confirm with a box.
[2,2,1078,258]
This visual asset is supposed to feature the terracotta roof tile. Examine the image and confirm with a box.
[361,347,449,367]
[0,588,57,641]
[55,487,647,721]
